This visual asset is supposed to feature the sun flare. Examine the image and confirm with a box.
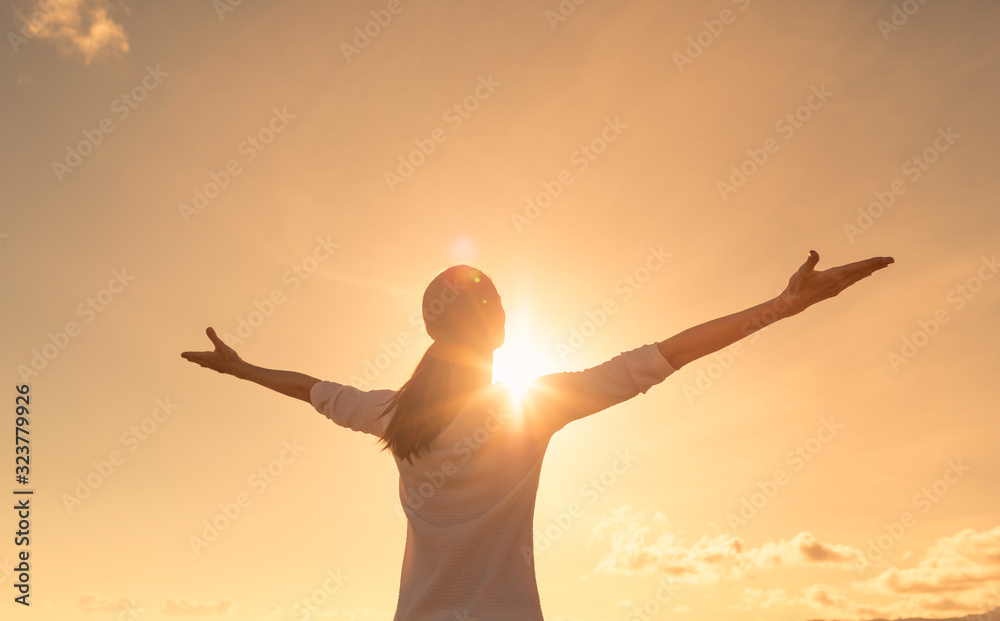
[491,317,555,402]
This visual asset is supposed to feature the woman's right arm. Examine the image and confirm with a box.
[181,327,319,403]
[656,250,894,370]
[522,250,894,435]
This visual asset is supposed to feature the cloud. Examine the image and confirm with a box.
[748,532,865,569]
[163,597,235,616]
[315,609,386,621]
[587,506,744,582]
[262,605,387,621]
[851,525,1000,617]
[74,593,141,613]
[586,506,863,582]
[740,524,1000,620]
[860,526,1000,594]
[16,0,129,63]
[732,588,794,611]
[801,583,887,621]
[585,509,1000,619]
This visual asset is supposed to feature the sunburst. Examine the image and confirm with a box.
[491,315,553,403]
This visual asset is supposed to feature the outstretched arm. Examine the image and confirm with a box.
[656,250,894,370]
[181,327,320,403]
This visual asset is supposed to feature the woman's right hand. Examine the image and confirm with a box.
[779,250,895,317]
[181,327,246,377]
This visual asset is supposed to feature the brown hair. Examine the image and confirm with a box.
[376,265,501,463]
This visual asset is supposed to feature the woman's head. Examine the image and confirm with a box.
[375,265,505,463]
[421,265,505,353]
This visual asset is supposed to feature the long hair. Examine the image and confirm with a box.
[376,265,501,464]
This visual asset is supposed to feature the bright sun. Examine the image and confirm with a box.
[491,317,553,401]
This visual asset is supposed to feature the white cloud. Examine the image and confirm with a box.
[163,596,235,616]
[261,605,388,621]
[852,525,1000,617]
[586,506,863,583]
[16,0,129,64]
[74,593,141,613]
[586,508,1000,620]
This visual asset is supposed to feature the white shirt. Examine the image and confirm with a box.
[310,342,676,620]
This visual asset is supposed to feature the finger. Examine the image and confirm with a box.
[840,258,895,286]
[801,250,820,272]
[181,351,212,363]
[828,257,892,283]
[840,256,895,271]
[182,354,224,373]
[855,258,895,280]
[206,327,226,350]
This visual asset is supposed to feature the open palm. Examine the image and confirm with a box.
[180,327,245,377]
[780,250,895,316]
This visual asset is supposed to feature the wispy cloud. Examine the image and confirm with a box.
[73,593,140,613]
[588,510,1000,620]
[163,596,235,616]
[15,0,129,63]
[859,525,1000,595]
[845,525,1000,618]
[586,506,863,582]
[263,605,387,621]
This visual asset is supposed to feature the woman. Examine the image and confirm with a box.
[181,250,894,620]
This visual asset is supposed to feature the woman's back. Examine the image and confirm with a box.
[394,382,550,619]
[309,342,676,620]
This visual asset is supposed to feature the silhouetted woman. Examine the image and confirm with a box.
[182,250,893,620]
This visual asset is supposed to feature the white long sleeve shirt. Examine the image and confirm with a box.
[309,342,676,621]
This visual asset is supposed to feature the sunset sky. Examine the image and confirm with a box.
[2,0,999,620]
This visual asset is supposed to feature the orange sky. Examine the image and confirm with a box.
[2,1,999,620]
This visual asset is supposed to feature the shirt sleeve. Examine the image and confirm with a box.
[309,381,397,438]
[521,342,676,435]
